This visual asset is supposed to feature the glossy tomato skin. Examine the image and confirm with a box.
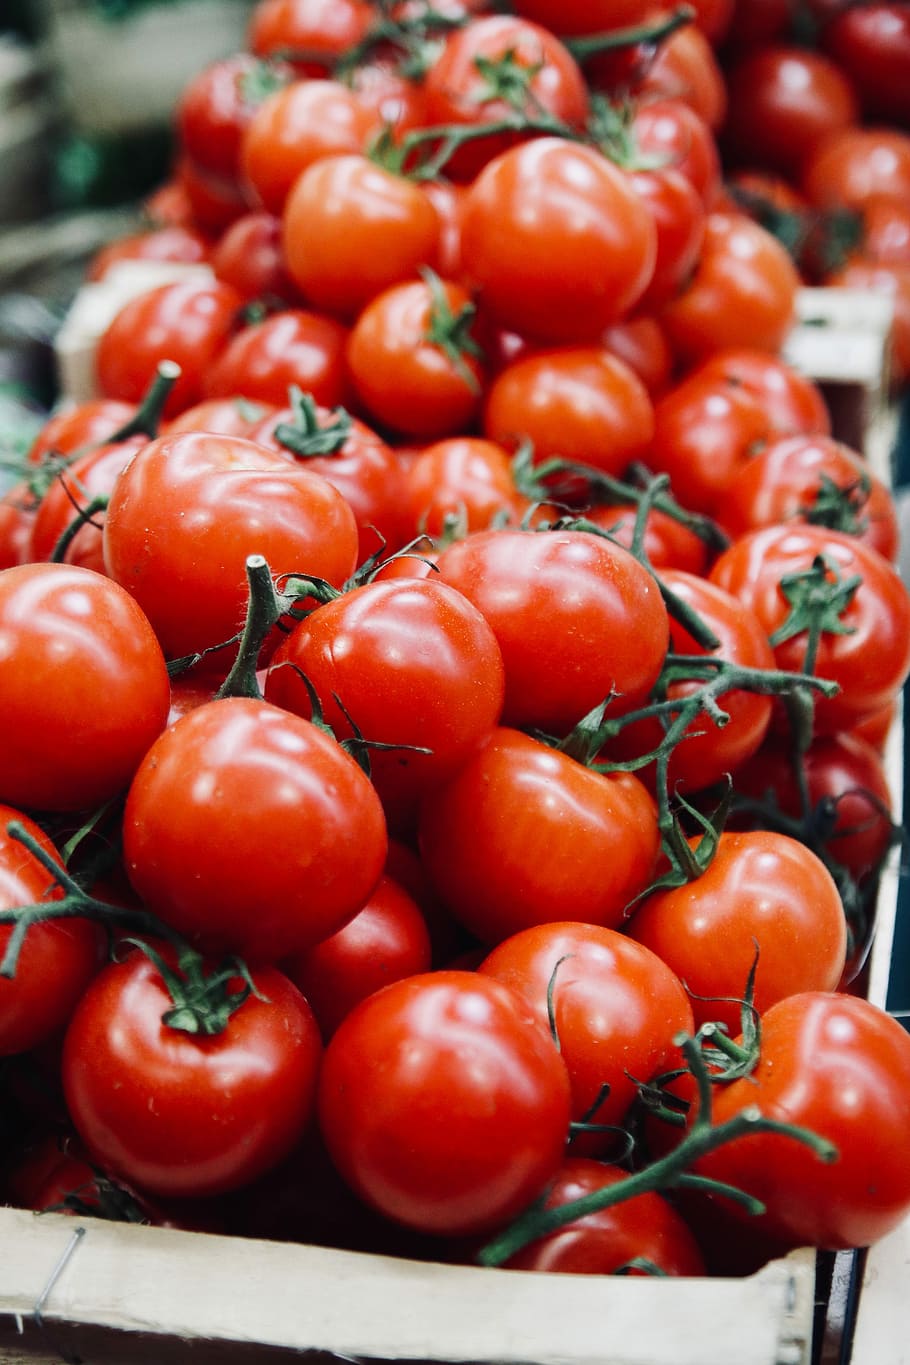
[479,923,694,1144]
[629,165,707,313]
[501,1158,706,1275]
[123,698,388,963]
[459,138,657,344]
[29,435,147,575]
[87,226,212,283]
[708,525,910,734]
[0,809,103,1056]
[0,485,36,569]
[62,949,323,1199]
[318,970,571,1236]
[583,503,710,575]
[692,349,831,438]
[418,728,659,946]
[102,430,359,663]
[482,347,654,478]
[28,397,135,465]
[203,308,348,409]
[0,563,170,812]
[434,528,670,735]
[801,127,910,211]
[248,0,373,74]
[210,212,300,304]
[95,279,243,417]
[399,437,526,538]
[632,99,722,207]
[821,4,910,127]
[697,992,910,1249]
[628,831,848,1034]
[176,53,292,184]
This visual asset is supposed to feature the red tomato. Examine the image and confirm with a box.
[345,276,487,439]
[418,728,659,945]
[95,279,243,417]
[605,569,776,793]
[479,922,694,1142]
[248,0,374,74]
[124,698,388,962]
[0,563,170,811]
[708,524,910,735]
[582,503,710,575]
[659,212,800,368]
[500,1157,706,1275]
[639,24,728,129]
[175,156,250,236]
[420,15,589,182]
[210,212,299,304]
[62,948,323,1198]
[720,47,858,179]
[282,874,432,1038]
[165,396,276,438]
[434,527,670,735]
[509,0,656,36]
[849,193,910,267]
[821,4,910,127]
[240,79,375,215]
[176,53,292,184]
[28,435,147,575]
[0,484,37,569]
[86,226,211,282]
[632,98,721,206]
[282,155,441,320]
[696,993,910,1249]
[459,138,657,344]
[691,349,831,438]
[0,809,103,1056]
[719,433,900,563]
[601,316,675,397]
[399,436,528,538]
[629,166,706,312]
[317,970,571,1236]
[28,397,134,465]
[203,308,348,409]
[628,831,848,1034]
[482,347,654,478]
[265,577,505,829]
[102,430,359,662]
[802,127,910,211]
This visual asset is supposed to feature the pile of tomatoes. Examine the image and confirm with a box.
[2,0,910,1288]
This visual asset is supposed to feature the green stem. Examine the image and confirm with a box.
[50,494,109,563]
[566,6,695,61]
[215,555,284,701]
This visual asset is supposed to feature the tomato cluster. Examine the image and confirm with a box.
[2,0,910,1287]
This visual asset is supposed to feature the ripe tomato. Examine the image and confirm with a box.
[176,53,292,185]
[102,430,359,663]
[696,992,910,1249]
[281,874,432,1039]
[210,212,299,304]
[659,212,800,368]
[640,23,728,129]
[499,1157,706,1275]
[628,831,848,1034]
[86,225,212,283]
[582,503,710,575]
[802,127,910,211]
[0,484,37,570]
[165,396,276,438]
[708,524,910,735]
[631,98,722,207]
[821,5,910,127]
[399,436,528,538]
[345,276,487,439]
[203,308,348,409]
[62,947,323,1198]
[0,809,103,1056]
[509,0,655,35]
[28,434,147,575]
[629,165,706,312]
[317,970,571,1236]
[282,155,441,320]
[691,349,831,438]
[479,922,693,1142]
[0,563,170,811]
[27,397,134,465]
[459,138,657,344]
[95,279,243,417]
[601,316,675,397]
[434,528,670,735]
[482,347,654,478]
[123,698,388,962]
[418,728,659,945]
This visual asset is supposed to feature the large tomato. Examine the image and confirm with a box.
[0,563,170,812]
[123,697,388,962]
[62,947,323,1198]
[317,970,571,1236]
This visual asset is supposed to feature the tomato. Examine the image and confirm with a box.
[509,0,655,36]
[240,79,375,215]
[176,53,292,185]
[165,396,276,438]
[718,434,900,563]
[605,569,776,794]
[459,138,657,344]
[0,563,170,811]
[399,436,528,538]
[62,947,322,1199]
[482,347,654,479]
[95,279,243,417]
[124,698,388,962]
[103,430,359,663]
[28,434,147,575]
[203,308,348,409]
[0,484,37,570]
[802,127,910,211]
[318,970,571,1236]
[708,524,910,735]
[479,922,693,1143]
[265,577,505,830]
[345,276,487,439]
[0,808,103,1056]
[418,728,659,945]
[86,225,211,283]
[420,15,589,182]
[210,212,299,304]
[499,1157,706,1275]
[281,874,432,1038]
[175,155,250,235]
[28,397,134,465]
[248,399,407,561]
[582,503,710,575]
[628,831,847,1034]
[282,155,441,321]
[696,993,910,1249]
[639,24,728,129]
[720,47,858,179]
[629,165,706,312]
[434,527,670,734]
[691,349,831,439]
[631,98,721,207]
[659,212,801,368]
[601,316,674,397]
[821,4,910,127]
[848,193,910,267]
[247,0,374,74]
